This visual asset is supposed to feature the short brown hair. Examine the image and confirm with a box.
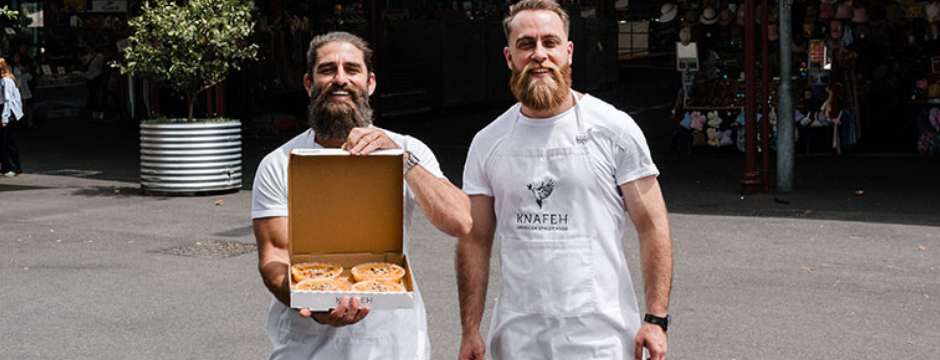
[502,0,570,41]
[306,31,374,78]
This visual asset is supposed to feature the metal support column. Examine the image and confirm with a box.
[777,0,794,192]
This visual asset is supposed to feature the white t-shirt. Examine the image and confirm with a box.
[251,127,442,360]
[463,94,659,197]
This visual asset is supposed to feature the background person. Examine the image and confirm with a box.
[0,58,24,177]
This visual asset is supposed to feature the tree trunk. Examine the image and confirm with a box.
[187,94,195,122]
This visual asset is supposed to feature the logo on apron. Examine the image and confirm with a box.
[516,177,569,232]
[526,178,554,208]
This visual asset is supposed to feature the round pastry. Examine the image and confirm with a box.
[291,262,343,283]
[351,262,406,283]
[351,280,406,293]
[294,278,351,292]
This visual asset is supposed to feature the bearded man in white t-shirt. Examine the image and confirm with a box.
[457,1,674,360]
[251,31,471,360]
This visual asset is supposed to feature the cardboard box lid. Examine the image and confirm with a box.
[288,149,403,255]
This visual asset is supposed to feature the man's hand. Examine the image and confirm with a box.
[346,127,399,155]
[634,323,668,360]
[1,122,6,127]
[458,332,486,360]
[298,296,370,327]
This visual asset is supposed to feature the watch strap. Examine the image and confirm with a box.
[404,150,420,175]
[644,313,670,332]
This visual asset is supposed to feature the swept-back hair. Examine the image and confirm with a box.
[306,31,374,78]
[503,0,570,41]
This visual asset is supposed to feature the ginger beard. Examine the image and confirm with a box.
[308,83,373,141]
[510,58,573,111]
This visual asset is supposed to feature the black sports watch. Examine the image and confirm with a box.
[644,313,670,332]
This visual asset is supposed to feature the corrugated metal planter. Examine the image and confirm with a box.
[140,120,242,194]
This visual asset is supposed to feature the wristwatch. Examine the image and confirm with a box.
[644,313,670,332]
[403,150,420,175]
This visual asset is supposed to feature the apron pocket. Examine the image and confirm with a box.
[283,308,408,359]
[499,238,597,315]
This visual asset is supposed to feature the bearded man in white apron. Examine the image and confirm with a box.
[252,32,472,360]
[457,1,674,359]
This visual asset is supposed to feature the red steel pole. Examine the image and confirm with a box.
[742,0,762,193]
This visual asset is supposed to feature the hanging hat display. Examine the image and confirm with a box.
[700,7,719,25]
[830,20,844,39]
[660,3,678,23]
[820,3,836,19]
[736,7,747,26]
[925,2,940,23]
[682,8,700,25]
[836,5,854,19]
[852,7,870,23]
[806,6,820,23]
[719,8,734,26]
[769,23,780,41]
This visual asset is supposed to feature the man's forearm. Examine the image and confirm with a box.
[639,227,673,316]
[253,217,291,306]
[407,165,472,237]
[456,237,492,333]
[260,258,291,306]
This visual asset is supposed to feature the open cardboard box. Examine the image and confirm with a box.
[288,148,415,310]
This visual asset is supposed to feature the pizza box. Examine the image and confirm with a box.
[288,148,415,311]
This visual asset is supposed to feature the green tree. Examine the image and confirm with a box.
[0,5,19,19]
[117,0,258,121]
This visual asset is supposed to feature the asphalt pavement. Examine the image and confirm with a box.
[2,68,939,359]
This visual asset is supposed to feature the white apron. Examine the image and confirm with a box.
[488,93,642,360]
[265,292,428,360]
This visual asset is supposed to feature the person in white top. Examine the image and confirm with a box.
[252,31,471,360]
[457,1,674,360]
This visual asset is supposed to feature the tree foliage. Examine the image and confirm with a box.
[0,5,19,19]
[117,0,258,121]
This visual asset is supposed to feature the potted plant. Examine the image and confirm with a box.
[117,0,258,194]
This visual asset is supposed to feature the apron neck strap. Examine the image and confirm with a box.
[510,90,589,144]
[571,90,588,143]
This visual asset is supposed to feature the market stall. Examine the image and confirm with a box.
[660,0,940,155]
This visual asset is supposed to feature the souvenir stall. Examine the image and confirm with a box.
[667,0,866,155]
[32,0,130,117]
[883,1,940,156]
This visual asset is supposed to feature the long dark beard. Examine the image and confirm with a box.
[308,84,373,141]
[509,59,573,111]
